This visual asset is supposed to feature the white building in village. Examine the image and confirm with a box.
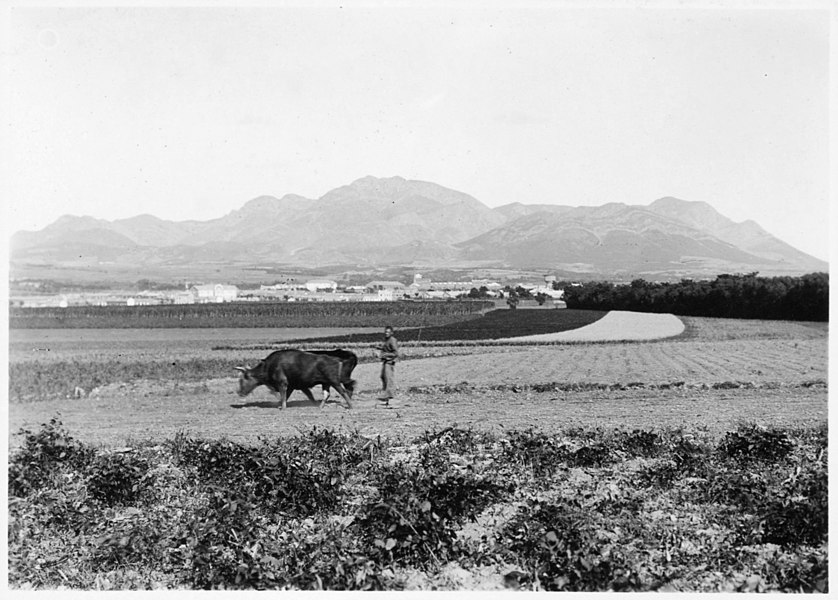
[305,279,338,292]
[189,284,239,303]
[361,280,405,301]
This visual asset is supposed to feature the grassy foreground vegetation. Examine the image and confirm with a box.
[9,418,827,592]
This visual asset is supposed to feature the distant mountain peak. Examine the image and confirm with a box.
[9,176,826,278]
[650,196,689,205]
[351,174,406,186]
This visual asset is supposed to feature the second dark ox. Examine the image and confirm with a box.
[235,349,356,409]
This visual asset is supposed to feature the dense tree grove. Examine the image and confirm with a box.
[563,273,828,321]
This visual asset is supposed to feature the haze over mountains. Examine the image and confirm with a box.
[10,176,826,280]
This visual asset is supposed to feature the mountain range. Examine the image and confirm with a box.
[10,176,827,279]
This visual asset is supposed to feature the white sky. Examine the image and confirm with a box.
[2,1,832,260]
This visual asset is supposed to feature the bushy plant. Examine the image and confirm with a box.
[86,452,151,506]
[415,426,497,455]
[9,416,95,497]
[89,508,169,570]
[358,458,510,568]
[172,437,344,517]
[264,521,388,590]
[568,443,613,468]
[500,429,569,477]
[501,499,643,591]
[758,459,828,547]
[176,486,267,589]
[609,429,664,458]
[717,423,793,463]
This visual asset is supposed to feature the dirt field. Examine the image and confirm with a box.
[504,310,685,341]
[8,314,827,448]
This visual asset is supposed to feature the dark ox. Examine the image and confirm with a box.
[235,349,355,410]
[306,349,358,402]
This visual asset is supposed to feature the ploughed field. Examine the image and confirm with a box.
[8,313,827,443]
[7,311,829,592]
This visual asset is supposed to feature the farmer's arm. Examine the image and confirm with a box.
[381,338,399,361]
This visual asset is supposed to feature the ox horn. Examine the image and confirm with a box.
[234,366,248,372]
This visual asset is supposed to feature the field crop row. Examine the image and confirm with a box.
[277,308,608,345]
[385,339,828,390]
[8,419,827,591]
[9,300,494,329]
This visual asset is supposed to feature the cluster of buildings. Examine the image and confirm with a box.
[11,275,566,308]
[252,276,506,302]
[10,284,241,309]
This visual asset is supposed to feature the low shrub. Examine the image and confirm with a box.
[759,460,828,547]
[500,499,643,591]
[414,426,497,455]
[500,429,570,477]
[359,457,511,568]
[9,416,95,497]
[717,424,793,463]
[86,452,151,507]
[172,437,344,518]
[175,486,268,589]
[609,429,664,458]
[568,443,613,468]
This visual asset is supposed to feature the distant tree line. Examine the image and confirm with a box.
[563,273,828,321]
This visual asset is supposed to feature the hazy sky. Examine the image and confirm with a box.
[3,1,831,260]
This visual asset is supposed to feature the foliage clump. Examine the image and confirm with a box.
[9,416,95,497]
[502,499,643,591]
[8,418,829,592]
[717,423,793,463]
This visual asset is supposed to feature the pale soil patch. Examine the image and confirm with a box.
[504,310,685,342]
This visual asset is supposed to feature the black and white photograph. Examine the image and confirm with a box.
[3,0,831,593]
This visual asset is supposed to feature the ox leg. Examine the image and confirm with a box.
[332,383,353,410]
[299,387,318,405]
[275,382,288,410]
[318,385,333,409]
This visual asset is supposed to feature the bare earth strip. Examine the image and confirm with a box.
[7,315,827,448]
[504,310,685,342]
[7,383,826,448]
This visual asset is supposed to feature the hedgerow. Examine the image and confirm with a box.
[8,419,828,592]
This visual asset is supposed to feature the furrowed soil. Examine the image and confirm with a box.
[8,315,827,447]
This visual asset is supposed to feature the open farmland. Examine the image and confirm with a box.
[7,312,828,591]
[8,313,827,443]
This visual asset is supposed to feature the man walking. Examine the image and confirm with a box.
[378,325,399,406]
